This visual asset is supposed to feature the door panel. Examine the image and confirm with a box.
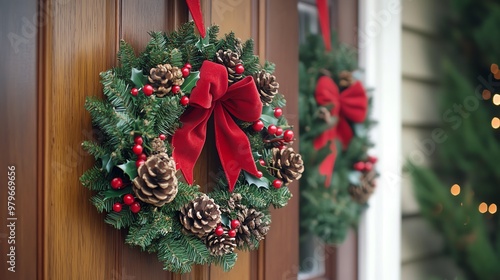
[33,0,300,279]
[0,1,38,280]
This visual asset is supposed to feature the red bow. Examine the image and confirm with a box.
[172,61,262,192]
[313,76,368,187]
[316,0,331,51]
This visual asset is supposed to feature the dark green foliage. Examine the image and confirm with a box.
[80,22,295,273]
[409,1,500,279]
[299,34,375,245]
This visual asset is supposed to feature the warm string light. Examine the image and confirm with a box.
[492,63,500,80]
[479,202,488,214]
[492,117,500,129]
[493,94,500,105]
[483,89,492,100]
[489,204,497,214]
[450,184,461,196]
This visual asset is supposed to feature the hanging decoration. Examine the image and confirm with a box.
[80,22,302,273]
[298,29,377,243]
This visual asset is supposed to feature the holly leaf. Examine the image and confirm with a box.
[260,115,277,127]
[101,154,115,173]
[118,161,138,180]
[243,171,270,189]
[195,32,211,51]
[130,67,147,88]
[181,71,200,93]
[220,214,230,227]
[102,187,130,199]
[348,170,362,185]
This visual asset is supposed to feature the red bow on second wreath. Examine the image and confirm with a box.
[172,61,262,192]
[313,76,368,187]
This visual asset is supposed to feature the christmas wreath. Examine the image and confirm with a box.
[299,34,377,245]
[80,22,303,273]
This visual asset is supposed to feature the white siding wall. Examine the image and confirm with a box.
[400,0,461,278]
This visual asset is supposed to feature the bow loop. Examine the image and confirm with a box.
[172,61,262,191]
[313,76,368,187]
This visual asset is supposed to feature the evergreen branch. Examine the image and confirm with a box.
[81,141,107,159]
[80,166,109,191]
[105,209,136,229]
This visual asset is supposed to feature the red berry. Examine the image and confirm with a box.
[256,171,263,178]
[368,156,378,164]
[267,125,277,135]
[123,194,135,206]
[130,88,139,96]
[143,84,154,96]
[134,136,143,145]
[180,96,189,106]
[159,134,166,141]
[138,153,147,161]
[228,229,237,238]
[274,108,283,118]
[353,161,365,171]
[252,120,264,132]
[130,202,141,214]
[215,226,224,236]
[364,162,373,172]
[259,159,266,166]
[172,85,180,94]
[136,159,145,168]
[279,144,286,150]
[275,127,283,136]
[283,130,294,142]
[235,64,244,74]
[181,67,190,78]
[231,219,241,229]
[184,63,192,70]
[132,144,143,155]
[111,177,123,190]
[272,179,283,189]
[112,202,122,212]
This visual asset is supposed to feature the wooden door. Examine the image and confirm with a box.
[0,0,299,279]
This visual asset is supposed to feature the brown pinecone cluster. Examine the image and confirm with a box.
[349,170,377,204]
[267,147,304,185]
[339,70,355,89]
[179,194,221,238]
[132,152,178,207]
[222,193,270,249]
[253,70,279,105]
[148,64,184,97]
[205,230,236,256]
[150,137,166,154]
[216,49,243,84]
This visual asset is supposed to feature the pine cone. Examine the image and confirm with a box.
[267,147,304,185]
[253,70,279,105]
[205,230,236,256]
[215,49,243,84]
[339,70,355,89]
[179,194,221,238]
[150,137,166,154]
[236,208,270,248]
[234,38,244,55]
[148,64,184,97]
[132,153,178,207]
[349,170,377,204]
[226,193,243,212]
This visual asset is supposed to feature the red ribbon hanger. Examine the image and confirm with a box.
[172,61,262,192]
[186,0,206,38]
[316,0,331,51]
[313,76,368,186]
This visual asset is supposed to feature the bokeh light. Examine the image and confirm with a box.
[450,184,460,196]
[483,89,492,100]
[493,94,500,105]
[491,63,499,74]
[479,202,488,214]
[492,117,500,129]
[489,204,497,214]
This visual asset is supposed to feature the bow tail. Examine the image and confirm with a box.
[172,108,212,185]
[318,142,337,187]
[336,118,354,149]
[214,105,259,192]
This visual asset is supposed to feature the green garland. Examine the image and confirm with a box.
[298,34,376,245]
[80,22,302,273]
